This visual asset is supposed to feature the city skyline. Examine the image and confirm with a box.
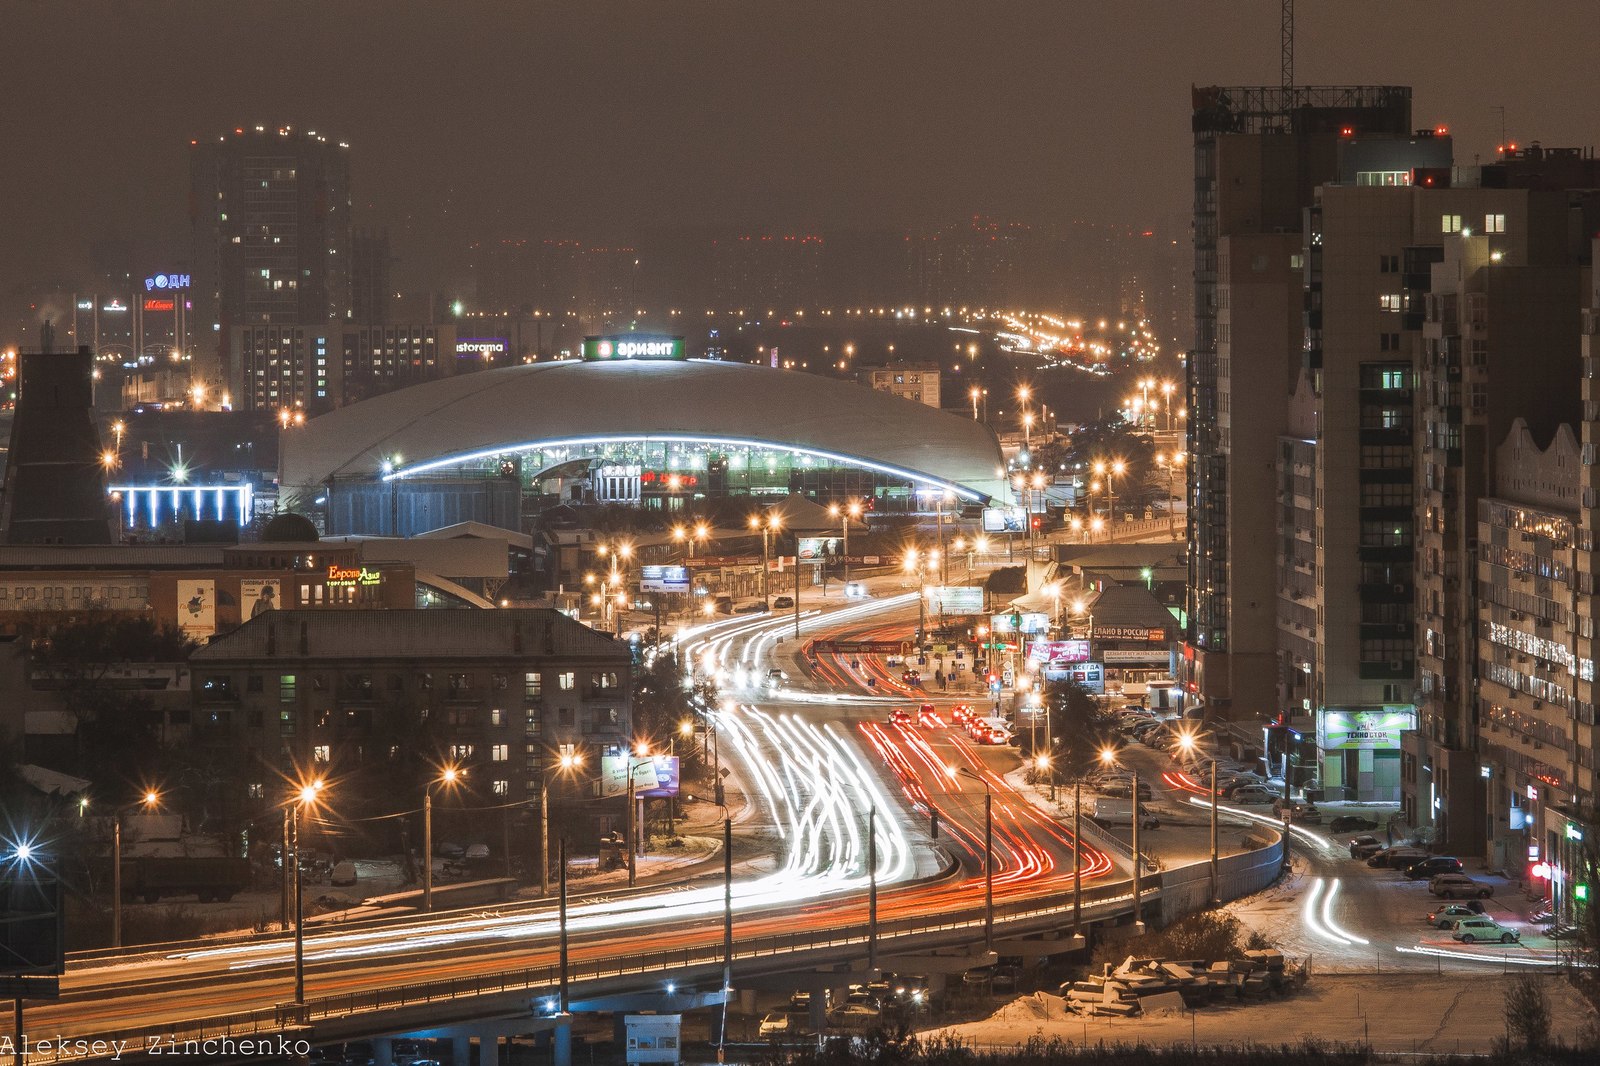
[3,1,1595,307]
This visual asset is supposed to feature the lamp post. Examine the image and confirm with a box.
[111,789,161,948]
[541,750,582,898]
[828,499,862,588]
[625,742,651,887]
[291,777,326,1005]
[949,765,994,953]
[672,521,710,560]
[750,513,780,602]
[969,386,981,420]
[1072,779,1083,930]
[423,766,461,913]
[1157,451,1185,541]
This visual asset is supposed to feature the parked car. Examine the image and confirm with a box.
[1430,874,1493,899]
[759,1012,793,1039]
[828,1002,882,1029]
[1428,903,1485,928]
[1404,856,1464,880]
[1347,835,1385,859]
[991,964,1022,992]
[1450,916,1519,944]
[772,595,795,609]
[1330,815,1380,834]
[961,966,995,987]
[1367,846,1429,869]
[1229,786,1277,805]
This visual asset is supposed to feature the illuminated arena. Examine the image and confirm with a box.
[278,357,1007,534]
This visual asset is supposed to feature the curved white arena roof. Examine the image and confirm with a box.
[279,360,1007,502]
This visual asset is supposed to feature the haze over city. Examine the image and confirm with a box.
[2,4,1600,1066]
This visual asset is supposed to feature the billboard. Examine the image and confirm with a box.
[981,506,1027,533]
[1095,624,1170,643]
[796,537,838,561]
[1317,708,1416,751]
[926,586,984,614]
[992,611,1050,635]
[1027,639,1091,666]
[639,565,690,594]
[175,579,216,639]
[1053,661,1105,691]
[0,861,64,976]
[599,755,681,799]
[241,578,281,620]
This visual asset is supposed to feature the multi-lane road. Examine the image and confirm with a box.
[42,581,1116,1052]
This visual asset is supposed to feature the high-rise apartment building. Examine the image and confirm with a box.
[190,126,353,395]
[1186,85,1413,717]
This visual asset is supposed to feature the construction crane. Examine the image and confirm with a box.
[1281,0,1294,88]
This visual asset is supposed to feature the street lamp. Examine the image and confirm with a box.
[1156,451,1185,541]
[625,742,652,888]
[423,765,462,912]
[947,765,994,953]
[541,750,583,898]
[111,788,162,947]
[969,386,982,420]
[1174,728,1221,903]
[827,499,863,588]
[672,522,710,560]
[291,777,327,1005]
[1097,746,1144,928]
[749,513,781,603]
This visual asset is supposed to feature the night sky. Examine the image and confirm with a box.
[2,0,1594,297]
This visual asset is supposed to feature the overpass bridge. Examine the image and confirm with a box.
[39,836,1283,1064]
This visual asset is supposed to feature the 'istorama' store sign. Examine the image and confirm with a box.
[581,335,685,361]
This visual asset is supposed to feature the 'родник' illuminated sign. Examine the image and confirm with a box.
[144,273,191,292]
[581,335,685,361]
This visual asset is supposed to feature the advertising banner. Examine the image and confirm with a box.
[1027,639,1091,666]
[639,565,690,594]
[1316,707,1416,751]
[981,506,1027,533]
[175,579,216,639]
[1050,660,1105,691]
[241,578,281,620]
[1094,624,1170,643]
[991,611,1050,635]
[796,537,837,561]
[926,586,984,614]
[1103,648,1172,664]
[599,755,681,799]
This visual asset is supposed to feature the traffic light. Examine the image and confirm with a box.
[1031,516,1041,529]
[1576,882,1590,903]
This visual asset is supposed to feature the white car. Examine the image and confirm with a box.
[1229,786,1276,805]
[758,1011,792,1038]
[844,581,868,598]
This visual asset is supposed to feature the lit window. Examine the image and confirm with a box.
[1485,213,1506,234]
[492,780,509,796]
[491,744,509,762]
[1441,214,1462,234]
[312,745,331,763]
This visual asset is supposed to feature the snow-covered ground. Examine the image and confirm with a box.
[920,973,1593,1054]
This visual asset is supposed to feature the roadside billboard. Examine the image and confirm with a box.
[1027,639,1091,666]
[981,506,1026,533]
[639,566,690,594]
[599,755,681,799]
[796,537,838,561]
[926,586,984,614]
[991,611,1050,635]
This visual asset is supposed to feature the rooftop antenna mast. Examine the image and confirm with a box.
[1281,0,1294,88]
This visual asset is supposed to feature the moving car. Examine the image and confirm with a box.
[917,704,943,728]
[1403,856,1464,880]
[1330,815,1380,833]
[765,667,787,690]
[1427,903,1485,928]
[772,595,795,609]
[950,705,975,726]
[1429,874,1493,899]
[844,582,868,598]
[902,669,922,685]
[1450,916,1519,944]
[888,709,912,727]
[1347,835,1384,859]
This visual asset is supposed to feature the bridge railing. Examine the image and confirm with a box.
[41,834,1287,1064]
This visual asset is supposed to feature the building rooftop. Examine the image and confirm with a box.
[191,608,628,663]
